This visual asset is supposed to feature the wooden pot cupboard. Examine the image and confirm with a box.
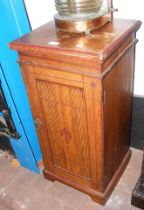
[10,19,141,205]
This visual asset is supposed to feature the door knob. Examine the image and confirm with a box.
[34,118,42,130]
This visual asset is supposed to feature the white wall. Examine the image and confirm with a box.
[24,0,144,97]
[114,0,144,97]
[24,0,55,29]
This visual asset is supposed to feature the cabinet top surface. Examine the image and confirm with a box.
[10,19,141,62]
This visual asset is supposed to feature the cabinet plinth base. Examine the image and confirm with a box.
[43,150,131,205]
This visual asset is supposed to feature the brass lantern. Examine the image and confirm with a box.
[54,0,116,33]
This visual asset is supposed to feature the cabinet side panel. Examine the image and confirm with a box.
[104,46,135,185]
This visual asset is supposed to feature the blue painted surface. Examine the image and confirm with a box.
[0,0,42,172]
[0,65,39,173]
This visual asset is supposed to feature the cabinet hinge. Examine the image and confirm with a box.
[105,175,107,183]
[103,90,106,104]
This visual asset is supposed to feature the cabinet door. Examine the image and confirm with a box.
[23,66,95,183]
[38,80,92,178]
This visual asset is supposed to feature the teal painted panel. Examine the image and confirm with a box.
[0,0,42,172]
[0,64,39,173]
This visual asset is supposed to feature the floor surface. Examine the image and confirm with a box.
[0,148,143,210]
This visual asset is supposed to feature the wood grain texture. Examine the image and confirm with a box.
[10,19,141,205]
[9,19,141,75]
[83,76,104,192]
[37,80,92,179]
[103,45,135,186]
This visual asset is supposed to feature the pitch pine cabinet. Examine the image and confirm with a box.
[10,19,141,205]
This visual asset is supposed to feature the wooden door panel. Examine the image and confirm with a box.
[72,108,91,178]
[42,100,67,170]
[37,79,92,179]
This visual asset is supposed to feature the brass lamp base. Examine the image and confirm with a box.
[55,13,112,34]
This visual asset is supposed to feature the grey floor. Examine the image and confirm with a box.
[0,148,142,210]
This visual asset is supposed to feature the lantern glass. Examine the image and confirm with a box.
[55,0,109,21]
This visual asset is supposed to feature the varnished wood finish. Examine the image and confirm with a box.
[9,19,141,205]
[103,45,136,186]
